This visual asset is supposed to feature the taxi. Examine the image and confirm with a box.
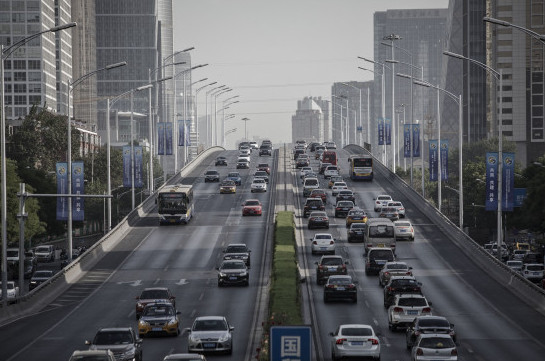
[219,179,237,194]
[138,301,180,337]
[345,208,368,227]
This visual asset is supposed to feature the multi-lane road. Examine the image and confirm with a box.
[1,145,545,361]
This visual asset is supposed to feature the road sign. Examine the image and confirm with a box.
[270,326,311,361]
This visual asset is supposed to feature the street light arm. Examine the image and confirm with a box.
[443,50,500,78]
[484,16,545,43]
[2,22,77,58]
[71,61,127,89]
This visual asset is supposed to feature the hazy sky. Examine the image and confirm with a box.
[173,0,449,148]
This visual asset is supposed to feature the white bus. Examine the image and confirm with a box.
[157,184,194,224]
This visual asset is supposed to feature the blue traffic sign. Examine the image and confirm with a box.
[270,326,312,361]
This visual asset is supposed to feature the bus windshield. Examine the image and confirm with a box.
[158,193,187,213]
[353,157,372,167]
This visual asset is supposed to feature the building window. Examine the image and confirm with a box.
[28,72,41,82]
[13,84,26,93]
[13,72,26,81]
[29,95,41,105]
[28,83,41,93]
[28,60,40,69]
[14,95,26,105]
[14,107,27,117]
[13,60,26,70]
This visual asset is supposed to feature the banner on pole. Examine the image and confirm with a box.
[412,124,420,157]
[56,162,68,220]
[186,121,191,146]
[404,124,411,158]
[440,140,448,181]
[429,140,438,181]
[123,146,132,187]
[165,122,173,155]
[502,152,515,211]
[385,118,391,145]
[378,118,384,145]
[485,152,498,211]
[157,122,165,155]
[135,146,143,188]
[178,120,185,146]
[72,161,84,221]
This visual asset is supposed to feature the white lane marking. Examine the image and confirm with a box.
[153,278,160,285]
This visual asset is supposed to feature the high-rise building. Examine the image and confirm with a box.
[291,97,325,144]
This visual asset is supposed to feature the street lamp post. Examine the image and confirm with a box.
[340,83,362,147]
[333,95,348,147]
[222,96,240,147]
[206,85,226,146]
[383,34,401,172]
[242,117,250,140]
[194,81,217,150]
[1,22,77,306]
[396,104,406,171]
[214,88,232,145]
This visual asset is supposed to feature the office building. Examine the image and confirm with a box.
[291,97,326,144]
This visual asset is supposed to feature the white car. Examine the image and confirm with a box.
[374,194,393,212]
[388,294,432,331]
[393,220,415,241]
[410,333,458,361]
[329,324,380,360]
[238,154,250,163]
[239,147,251,155]
[521,263,544,282]
[250,178,267,192]
[0,281,20,300]
[378,261,413,287]
[186,316,234,354]
[310,233,336,255]
[331,182,348,196]
[324,165,339,178]
[506,260,523,273]
[299,166,313,178]
[387,201,406,218]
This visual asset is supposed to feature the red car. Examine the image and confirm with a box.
[309,189,327,204]
[135,287,176,319]
[257,163,271,174]
[242,199,263,216]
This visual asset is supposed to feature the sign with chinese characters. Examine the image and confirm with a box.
[485,152,498,211]
[378,118,384,145]
[271,326,311,361]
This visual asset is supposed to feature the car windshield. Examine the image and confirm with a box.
[338,202,354,207]
[321,258,342,266]
[371,250,394,259]
[398,297,427,307]
[226,246,248,253]
[94,331,133,345]
[221,180,235,186]
[245,200,260,206]
[418,337,456,349]
[221,262,245,270]
[143,305,175,316]
[140,290,169,299]
[378,196,391,201]
[527,265,544,271]
[419,318,450,328]
[329,277,351,285]
[35,246,50,252]
[369,225,394,237]
[349,211,364,216]
[305,179,318,186]
[193,319,228,331]
[396,222,411,227]
[392,279,419,287]
[333,182,346,187]
[33,271,52,277]
[205,171,218,175]
[341,327,372,336]
[311,212,327,217]
[387,263,408,270]
[253,179,265,184]
[351,224,366,229]
[228,173,240,177]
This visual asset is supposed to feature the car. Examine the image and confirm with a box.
[387,201,406,218]
[393,220,415,241]
[326,141,337,149]
[69,350,116,361]
[204,170,220,182]
[347,223,367,243]
[217,260,249,287]
[249,141,258,150]
[259,145,272,156]
[238,141,250,149]
[336,189,356,204]
[135,287,176,319]
[0,281,19,300]
[378,261,413,287]
[299,166,313,178]
[491,243,509,261]
[328,175,344,188]
[296,157,310,168]
[308,211,329,230]
[257,163,271,174]
[323,275,357,303]
[365,247,396,275]
[406,316,457,349]
[85,327,143,361]
[309,189,327,204]
[236,160,250,169]
[334,200,354,218]
[315,148,324,159]
[237,154,251,163]
[34,244,55,262]
[523,252,542,264]
[302,171,319,183]
[138,302,180,337]
[293,148,305,160]
[324,165,339,178]
[410,333,458,361]
[319,162,332,174]
[239,148,251,156]
[163,354,207,361]
[226,172,242,185]
[241,199,262,216]
[303,197,325,218]
[315,255,348,285]
[308,142,319,152]
[346,208,367,227]
[185,316,234,354]
[329,324,380,361]
[223,243,251,267]
[219,179,236,194]
[506,260,523,273]
[379,206,400,221]
[331,182,348,196]
[374,194,393,212]
[250,178,267,192]
[28,269,54,291]
[521,263,544,282]
[383,276,422,308]
[388,294,432,331]
[511,249,529,261]
[302,177,320,197]
[254,170,269,183]
[214,156,227,166]
[310,233,336,255]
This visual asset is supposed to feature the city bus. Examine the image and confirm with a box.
[348,154,373,180]
[157,184,194,224]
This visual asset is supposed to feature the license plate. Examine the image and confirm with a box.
[336,287,345,290]
[327,267,337,271]
[203,342,216,349]
[152,327,162,331]
[320,247,328,250]
[407,310,418,315]
[377,244,385,247]
[229,276,238,280]
[351,341,364,346]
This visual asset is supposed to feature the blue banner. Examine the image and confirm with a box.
[385,118,391,145]
[485,152,498,211]
[157,122,165,155]
[56,162,68,220]
[440,140,448,181]
[165,122,173,155]
[502,152,515,211]
[412,124,420,157]
[514,188,526,207]
[378,118,384,145]
[72,161,84,221]
[178,120,185,146]
[429,140,438,181]
[404,124,411,158]
[186,121,191,146]
[123,146,132,187]
[135,146,143,188]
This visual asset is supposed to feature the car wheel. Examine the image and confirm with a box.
[410,237,415,242]
[326,225,329,229]
[323,295,328,303]
[353,296,357,303]
[245,279,249,286]
[331,351,338,361]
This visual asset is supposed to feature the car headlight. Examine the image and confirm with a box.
[138,319,149,326]
[168,317,178,325]
[218,333,230,342]
[121,349,135,358]
[219,272,227,277]
[189,334,200,342]
[136,302,143,308]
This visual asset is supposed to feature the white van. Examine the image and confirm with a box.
[303,177,320,197]
[364,218,396,255]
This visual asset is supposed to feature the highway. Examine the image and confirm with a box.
[1,145,545,361]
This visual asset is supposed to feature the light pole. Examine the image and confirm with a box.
[1,21,77,306]
[444,50,502,242]
[214,88,232,145]
[205,85,227,146]
[340,83,362,147]
[383,34,401,172]
[396,104,406,171]
[242,117,250,140]
[194,81,217,150]
[222,98,240,147]
[333,95,348,147]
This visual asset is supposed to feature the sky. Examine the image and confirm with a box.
[173,0,449,148]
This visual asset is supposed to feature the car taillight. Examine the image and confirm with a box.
[387,287,393,292]
[406,271,413,275]
[336,207,341,211]
[327,284,336,288]
[384,272,390,276]
[414,330,421,336]
[312,241,317,245]
[451,349,458,356]
[422,307,431,313]
[318,265,324,270]
[416,348,423,356]
[368,338,379,345]
[346,284,355,289]
[330,241,334,245]
[336,338,347,345]
[393,307,403,313]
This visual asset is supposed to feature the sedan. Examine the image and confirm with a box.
[388,294,432,331]
[347,223,367,243]
[345,208,367,227]
[254,170,269,183]
[383,276,422,308]
[226,172,242,185]
[316,255,348,285]
[310,233,336,255]
[214,156,227,166]
[236,160,250,169]
[331,182,348,196]
[219,180,236,194]
[250,178,267,192]
[217,260,249,287]
[204,170,220,183]
[136,287,176,319]
[506,260,523,273]
[329,324,380,361]
[299,166,313,178]
[406,316,457,349]
[374,194,393,212]
[309,189,327,204]
[378,262,413,287]
[394,220,415,241]
[328,175,344,188]
[0,281,19,300]
[324,165,339,178]
[186,316,234,354]
[223,243,251,267]
[323,275,357,303]
[137,302,180,337]
[336,189,356,204]
[163,354,207,361]
[257,163,271,174]
[308,211,329,230]
[388,201,406,218]
[241,199,262,216]
[410,333,458,361]
[28,269,54,291]
[335,200,355,218]
[379,206,400,221]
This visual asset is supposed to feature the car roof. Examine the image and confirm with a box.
[310,211,327,216]
[314,233,333,237]
[97,327,133,332]
[226,243,247,248]
[194,315,226,321]
[70,350,115,356]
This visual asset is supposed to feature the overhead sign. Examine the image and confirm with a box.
[270,326,311,361]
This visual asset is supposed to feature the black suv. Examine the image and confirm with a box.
[365,247,395,275]
[315,255,348,285]
[347,223,367,243]
[86,327,143,361]
[259,145,272,156]
[223,243,251,267]
[204,170,220,182]
[303,198,325,218]
[383,276,422,308]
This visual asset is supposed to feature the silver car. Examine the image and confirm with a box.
[329,324,381,360]
[410,333,458,361]
[387,201,406,218]
[186,316,234,354]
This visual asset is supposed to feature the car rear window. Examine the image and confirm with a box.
[527,265,544,271]
[419,337,455,349]
[370,250,394,260]
[419,318,450,328]
[398,297,427,307]
[386,263,408,270]
[341,327,373,336]
[392,279,419,287]
[321,258,342,265]
[304,179,319,186]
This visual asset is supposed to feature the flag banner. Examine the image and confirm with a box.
[135,146,144,188]
[385,118,391,145]
[178,120,185,146]
[72,161,84,221]
[404,124,411,158]
[502,152,515,211]
[357,125,363,132]
[56,162,68,220]
[157,122,165,155]
[123,146,132,187]
[186,121,191,146]
[429,140,438,181]
[514,188,526,207]
[165,122,173,155]
[412,124,420,157]
[378,118,384,145]
[440,140,448,181]
[485,152,498,211]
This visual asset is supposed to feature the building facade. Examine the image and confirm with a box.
[291,97,325,144]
